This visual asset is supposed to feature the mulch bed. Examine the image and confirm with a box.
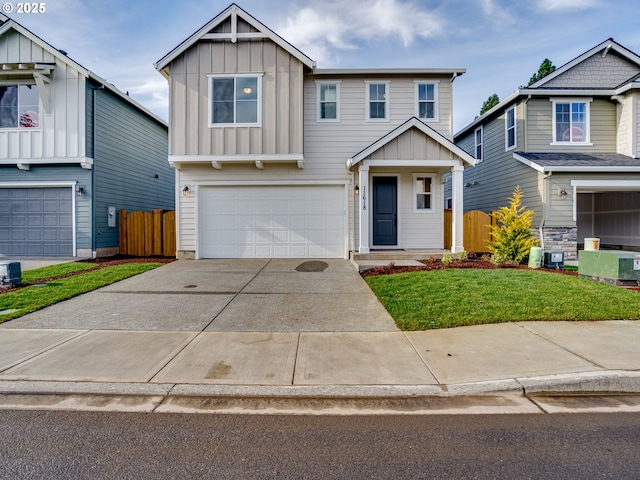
[0,255,175,294]
[360,255,578,278]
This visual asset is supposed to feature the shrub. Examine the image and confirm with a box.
[456,250,468,261]
[487,185,539,265]
[442,250,454,265]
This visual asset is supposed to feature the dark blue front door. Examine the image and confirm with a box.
[372,176,397,245]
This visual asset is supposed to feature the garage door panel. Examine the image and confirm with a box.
[199,185,345,258]
[0,187,73,256]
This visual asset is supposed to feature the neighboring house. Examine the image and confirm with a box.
[0,14,173,258]
[454,38,640,260]
[154,3,475,260]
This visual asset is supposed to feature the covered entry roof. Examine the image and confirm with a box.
[514,152,640,172]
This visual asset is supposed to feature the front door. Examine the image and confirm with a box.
[372,176,397,245]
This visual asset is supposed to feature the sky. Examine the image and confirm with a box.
[6,0,640,132]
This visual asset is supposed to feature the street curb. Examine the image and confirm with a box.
[517,370,640,395]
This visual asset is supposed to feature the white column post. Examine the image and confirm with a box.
[451,165,464,253]
[358,164,370,254]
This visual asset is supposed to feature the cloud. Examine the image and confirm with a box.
[276,0,444,66]
[536,0,600,11]
[479,0,516,24]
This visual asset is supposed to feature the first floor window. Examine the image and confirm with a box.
[209,75,260,125]
[415,175,433,210]
[553,100,589,143]
[0,84,40,129]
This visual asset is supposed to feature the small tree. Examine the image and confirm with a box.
[523,58,556,87]
[487,185,539,265]
[480,93,500,115]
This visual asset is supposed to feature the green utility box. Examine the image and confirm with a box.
[578,250,640,286]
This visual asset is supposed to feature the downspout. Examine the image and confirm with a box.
[540,170,552,250]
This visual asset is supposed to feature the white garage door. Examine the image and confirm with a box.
[199,185,345,258]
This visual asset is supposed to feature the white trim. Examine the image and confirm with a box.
[169,154,304,170]
[412,173,436,213]
[474,125,483,162]
[413,80,439,122]
[570,179,640,222]
[0,158,93,169]
[207,74,263,127]
[365,80,390,122]
[360,159,462,168]
[315,80,341,122]
[550,98,592,145]
[505,105,516,151]
[370,173,401,249]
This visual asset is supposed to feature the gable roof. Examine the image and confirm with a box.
[529,38,640,89]
[348,117,476,168]
[0,15,166,127]
[154,3,315,77]
[455,38,640,141]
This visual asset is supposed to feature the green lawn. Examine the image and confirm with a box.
[0,262,164,323]
[365,268,640,330]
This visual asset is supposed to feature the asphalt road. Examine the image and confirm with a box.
[1,410,639,479]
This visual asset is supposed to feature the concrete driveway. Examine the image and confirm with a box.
[1,259,397,332]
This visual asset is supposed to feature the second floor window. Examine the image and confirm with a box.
[416,82,437,120]
[209,75,260,126]
[505,105,516,150]
[316,81,340,121]
[366,81,389,121]
[0,84,40,129]
[474,126,483,162]
[552,99,590,144]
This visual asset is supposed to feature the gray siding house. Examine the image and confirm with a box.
[155,4,475,259]
[454,38,640,259]
[0,14,173,258]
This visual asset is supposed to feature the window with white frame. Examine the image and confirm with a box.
[551,99,591,144]
[366,81,389,121]
[415,81,437,120]
[316,81,340,121]
[414,174,434,211]
[0,84,40,129]
[474,126,483,162]
[209,74,261,126]
[505,105,516,150]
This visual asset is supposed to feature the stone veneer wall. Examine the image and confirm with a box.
[539,226,578,260]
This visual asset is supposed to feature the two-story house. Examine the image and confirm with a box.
[0,14,173,258]
[454,38,640,259]
[154,3,475,260]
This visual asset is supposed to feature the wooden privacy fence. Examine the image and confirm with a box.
[444,209,494,253]
[119,209,176,257]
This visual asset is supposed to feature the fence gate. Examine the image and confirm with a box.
[444,209,493,253]
[119,209,176,257]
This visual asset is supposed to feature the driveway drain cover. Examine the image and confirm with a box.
[295,261,329,272]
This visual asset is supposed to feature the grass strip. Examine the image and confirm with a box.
[366,268,640,330]
[0,263,163,322]
[20,262,98,283]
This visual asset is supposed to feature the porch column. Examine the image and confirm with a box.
[358,164,370,253]
[451,165,464,253]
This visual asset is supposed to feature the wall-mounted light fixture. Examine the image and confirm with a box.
[76,185,85,196]
[559,188,568,199]
[472,181,479,186]
[182,186,190,197]
[354,185,360,196]
[464,182,472,188]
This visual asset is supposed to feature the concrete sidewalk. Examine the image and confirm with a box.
[0,258,639,413]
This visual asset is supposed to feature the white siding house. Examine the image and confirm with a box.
[155,3,474,259]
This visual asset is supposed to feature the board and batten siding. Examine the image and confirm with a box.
[169,39,304,157]
[526,98,617,152]
[458,101,543,225]
[92,88,172,250]
[0,29,86,161]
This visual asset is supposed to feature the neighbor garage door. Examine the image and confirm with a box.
[0,187,73,256]
[199,185,345,258]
